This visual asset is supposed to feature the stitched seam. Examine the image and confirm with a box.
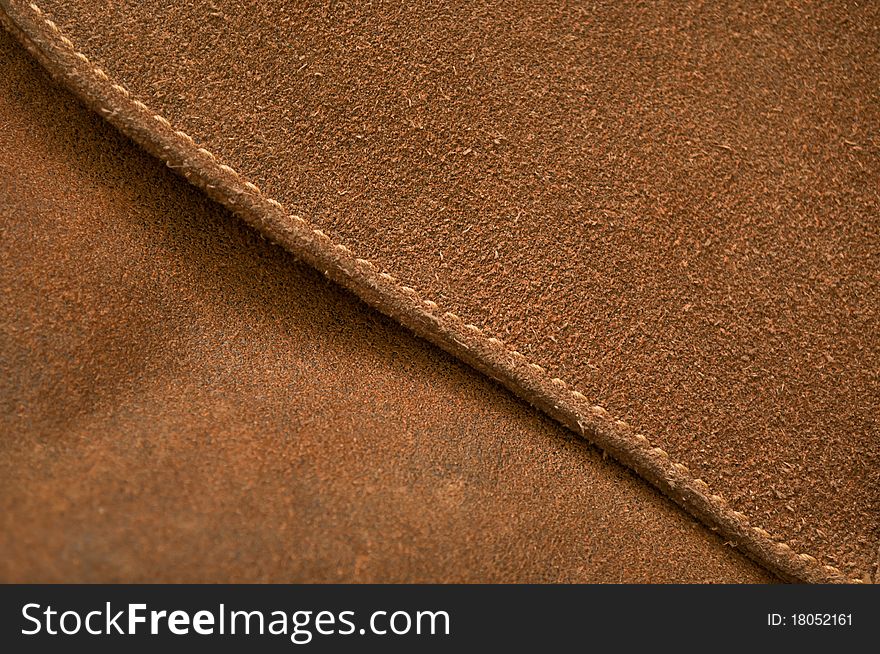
[24,1,863,583]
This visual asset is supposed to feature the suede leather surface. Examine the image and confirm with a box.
[0,29,774,583]
[7,0,875,581]
[1,2,878,579]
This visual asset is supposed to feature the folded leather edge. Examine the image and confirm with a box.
[1,0,862,584]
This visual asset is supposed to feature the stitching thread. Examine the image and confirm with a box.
[24,1,863,583]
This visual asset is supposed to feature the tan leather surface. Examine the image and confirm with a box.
[5,0,874,582]
[0,29,774,583]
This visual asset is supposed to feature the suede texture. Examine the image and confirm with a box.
[0,29,774,583]
[1,0,876,582]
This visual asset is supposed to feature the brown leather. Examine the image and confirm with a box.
[1,0,876,582]
[0,28,774,583]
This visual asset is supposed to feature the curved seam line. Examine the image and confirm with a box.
[22,0,863,583]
